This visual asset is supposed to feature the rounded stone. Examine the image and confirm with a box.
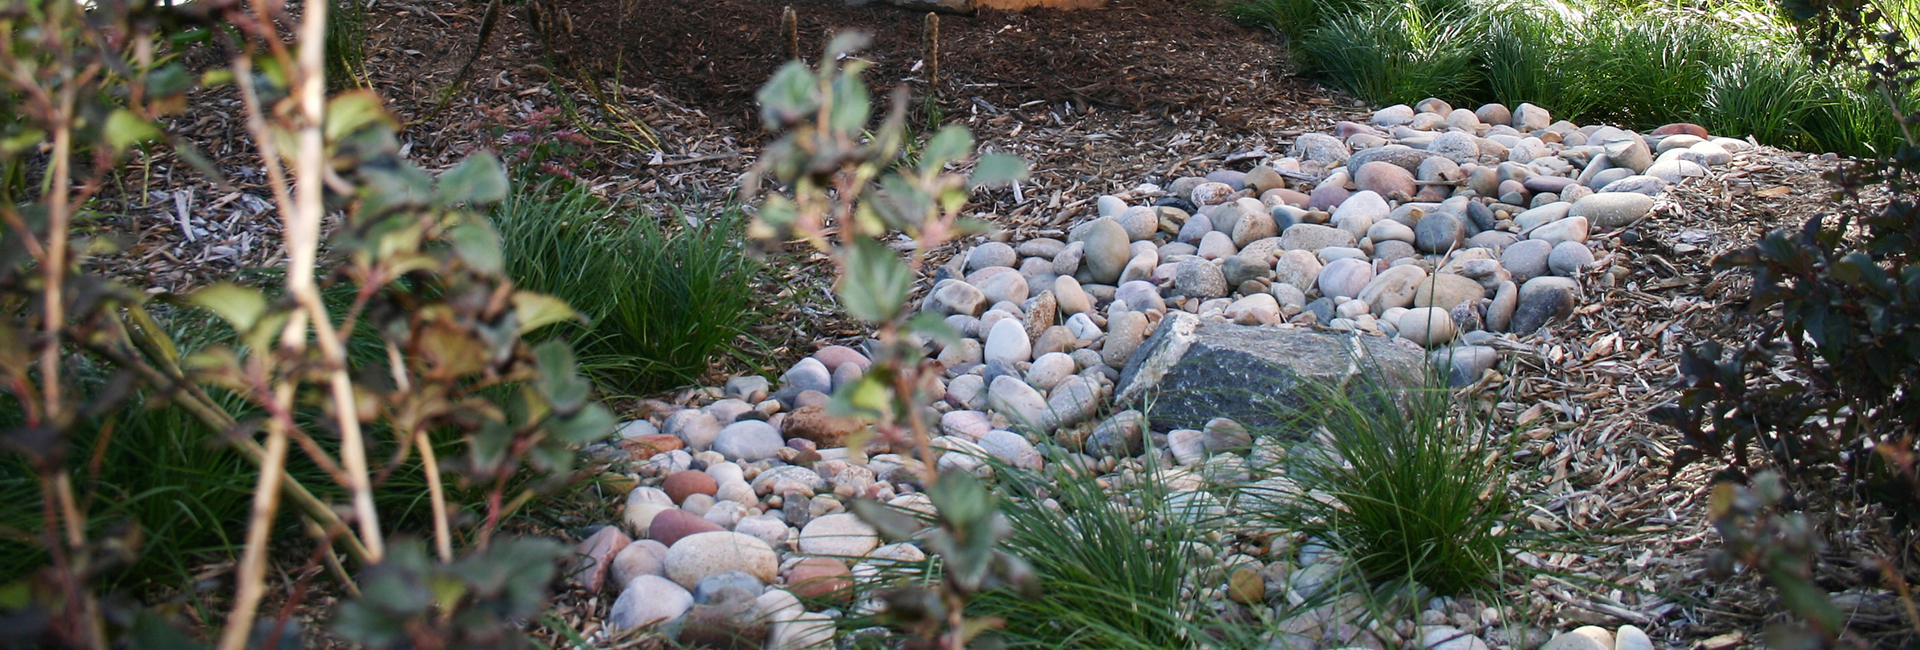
[797,513,880,557]
[1173,258,1229,299]
[983,317,1033,365]
[650,508,726,547]
[663,471,719,505]
[1414,212,1466,253]
[783,405,864,448]
[966,242,1018,272]
[712,420,783,462]
[977,429,1043,469]
[784,556,853,601]
[1317,258,1374,300]
[1411,273,1486,310]
[1567,192,1655,229]
[612,539,670,587]
[608,574,693,631]
[1548,241,1596,276]
[1079,218,1133,285]
[664,531,780,589]
[1397,307,1458,348]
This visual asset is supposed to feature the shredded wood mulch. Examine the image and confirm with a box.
[77,0,1917,645]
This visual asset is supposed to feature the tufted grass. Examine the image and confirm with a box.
[490,185,763,395]
[1301,0,1485,107]
[1241,364,1524,595]
[1238,0,1910,156]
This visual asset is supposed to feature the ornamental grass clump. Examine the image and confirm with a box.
[491,186,762,395]
[1246,369,1522,595]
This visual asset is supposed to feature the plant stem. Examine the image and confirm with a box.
[417,429,453,563]
[216,383,293,650]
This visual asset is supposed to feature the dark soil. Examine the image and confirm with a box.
[547,0,1303,128]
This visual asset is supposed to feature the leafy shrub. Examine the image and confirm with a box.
[492,186,761,394]
[1649,0,1920,642]
[1301,0,1483,106]
[1248,369,1522,594]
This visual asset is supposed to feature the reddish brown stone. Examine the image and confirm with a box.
[784,556,853,601]
[812,345,872,372]
[648,508,723,547]
[566,526,631,593]
[619,434,684,460]
[1652,123,1710,138]
[662,470,718,504]
[782,405,865,448]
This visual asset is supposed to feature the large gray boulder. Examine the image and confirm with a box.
[1114,313,1429,432]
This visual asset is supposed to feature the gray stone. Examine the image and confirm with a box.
[782,358,831,395]
[1114,313,1429,431]
[1291,132,1351,167]
[966,242,1018,272]
[1500,239,1552,283]
[1431,345,1499,386]
[692,571,764,604]
[1600,174,1670,196]
[1567,191,1654,229]
[610,574,694,630]
[1486,281,1517,332]
[1086,409,1148,457]
[1548,241,1596,276]
[987,375,1056,433]
[1279,223,1355,252]
[1510,286,1574,335]
[712,420,783,462]
[1347,145,1436,176]
[1414,212,1466,253]
[1173,258,1229,299]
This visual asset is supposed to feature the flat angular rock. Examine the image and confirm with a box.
[1115,313,1428,431]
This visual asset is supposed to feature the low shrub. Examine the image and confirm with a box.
[491,186,762,394]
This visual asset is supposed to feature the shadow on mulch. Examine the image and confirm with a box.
[543,0,1288,126]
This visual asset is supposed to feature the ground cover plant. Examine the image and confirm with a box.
[1240,0,1913,156]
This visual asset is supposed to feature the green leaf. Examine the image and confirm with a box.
[851,499,928,542]
[433,154,510,207]
[830,372,892,421]
[910,311,963,348]
[1765,559,1843,635]
[447,218,505,275]
[512,291,580,335]
[324,89,393,143]
[1,127,45,156]
[548,403,614,445]
[360,164,434,216]
[837,237,912,323]
[533,340,592,412]
[187,283,267,333]
[757,62,819,129]
[969,154,1028,187]
[829,72,872,133]
[105,109,162,152]
[921,125,974,174]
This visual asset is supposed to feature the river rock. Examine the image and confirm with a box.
[609,574,694,631]
[1080,218,1132,285]
[1567,192,1654,229]
[797,513,880,557]
[712,420,783,462]
[1173,258,1229,299]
